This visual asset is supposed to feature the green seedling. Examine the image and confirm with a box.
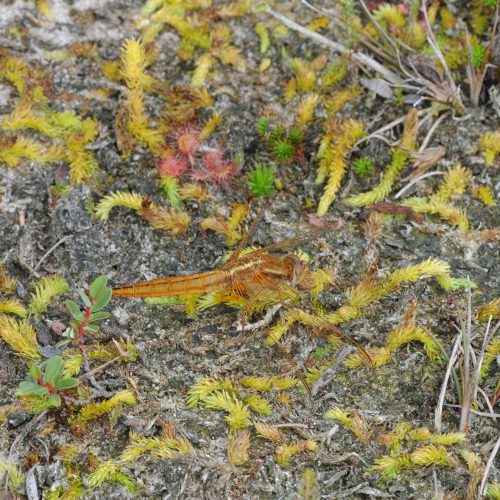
[272,140,294,163]
[247,163,277,198]
[257,117,302,163]
[354,156,374,176]
[470,44,486,68]
[288,127,303,144]
[60,276,112,348]
[17,355,79,408]
[256,116,271,137]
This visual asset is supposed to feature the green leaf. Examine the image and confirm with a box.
[18,381,49,396]
[43,356,63,385]
[66,300,84,321]
[55,378,80,390]
[89,276,107,299]
[18,380,40,393]
[92,286,105,302]
[88,311,110,322]
[91,288,112,312]
[78,290,92,308]
[83,324,99,333]
[29,365,42,380]
[93,284,111,303]
[47,394,62,407]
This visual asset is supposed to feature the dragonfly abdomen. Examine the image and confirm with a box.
[112,270,230,298]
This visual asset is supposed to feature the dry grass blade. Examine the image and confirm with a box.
[477,387,497,421]
[470,319,500,419]
[435,334,462,433]
[420,0,458,99]
[459,279,473,433]
[480,435,500,496]
[355,113,413,148]
[395,171,445,200]
[31,235,73,277]
[418,112,449,152]
[436,282,500,433]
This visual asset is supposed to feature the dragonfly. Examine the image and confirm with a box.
[112,209,314,303]
[111,239,310,301]
[112,218,371,393]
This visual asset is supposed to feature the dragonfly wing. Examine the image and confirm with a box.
[258,225,331,255]
[223,201,267,268]
[241,270,300,307]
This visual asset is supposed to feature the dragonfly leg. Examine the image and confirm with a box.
[233,308,248,332]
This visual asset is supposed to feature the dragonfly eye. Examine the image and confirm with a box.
[295,263,307,284]
[284,255,306,286]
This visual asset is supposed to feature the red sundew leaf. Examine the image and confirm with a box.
[157,155,189,177]
[191,169,211,181]
[176,129,200,156]
[202,149,225,170]
[206,161,239,183]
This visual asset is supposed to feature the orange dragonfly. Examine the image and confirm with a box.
[112,242,309,301]
[112,222,372,375]
[112,210,315,302]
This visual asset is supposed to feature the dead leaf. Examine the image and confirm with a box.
[408,146,446,178]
